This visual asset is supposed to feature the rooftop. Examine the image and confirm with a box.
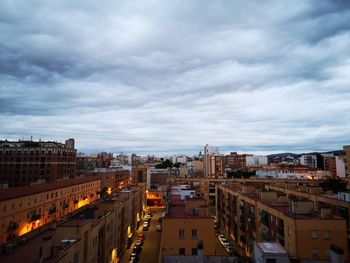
[0,176,99,201]
[256,242,288,254]
[0,229,56,263]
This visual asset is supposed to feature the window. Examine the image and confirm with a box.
[192,229,198,240]
[324,230,331,240]
[73,252,79,263]
[192,248,198,255]
[179,229,185,240]
[179,248,185,255]
[325,249,331,258]
[312,248,319,257]
[311,230,318,239]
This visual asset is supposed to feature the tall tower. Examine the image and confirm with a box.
[65,138,75,149]
[203,144,211,178]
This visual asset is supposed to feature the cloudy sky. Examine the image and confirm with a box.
[1,0,350,155]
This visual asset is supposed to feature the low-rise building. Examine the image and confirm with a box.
[161,194,232,262]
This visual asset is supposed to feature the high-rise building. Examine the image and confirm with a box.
[0,139,77,187]
[300,154,324,169]
[323,154,346,178]
[203,144,225,178]
[343,145,350,177]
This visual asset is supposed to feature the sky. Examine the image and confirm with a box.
[1,0,350,155]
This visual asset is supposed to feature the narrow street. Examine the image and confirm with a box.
[119,209,163,263]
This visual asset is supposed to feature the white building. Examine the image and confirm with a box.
[299,154,318,168]
[336,156,346,178]
[170,185,196,200]
[253,241,290,263]
[256,168,328,180]
[246,155,268,166]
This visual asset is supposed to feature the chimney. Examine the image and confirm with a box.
[41,236,53,260]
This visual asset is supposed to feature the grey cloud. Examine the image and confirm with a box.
[1,0,350,154]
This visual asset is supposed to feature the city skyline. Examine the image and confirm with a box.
[1,1,350,154]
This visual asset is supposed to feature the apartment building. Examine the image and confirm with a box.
[132,165,148,184]
[0,176,100,244]
[225,152,247,169]
[192,159,204,177]
[203,145,225,178]
[0,182,146,262]
[246,155,268,167]
[161,195,232,262]
[255,164,326,179]
[217,183,348,261]
[0,139,76,187]
[343,145,350,178]
[323,155,346,178]
[91,168,131,192]
[299,154,324,169]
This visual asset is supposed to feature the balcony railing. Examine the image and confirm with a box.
[30,214,41,222]
[7,222,19,231]
[48,207,57,214]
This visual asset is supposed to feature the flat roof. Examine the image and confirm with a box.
[168,205,186,217]
[0,176,100,201]
[58,218,91,227]
[256,242,288,254]
[0,229,56,263]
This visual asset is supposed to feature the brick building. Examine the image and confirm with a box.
[0,139,76,187]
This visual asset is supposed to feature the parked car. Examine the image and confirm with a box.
[225,245,234,254]
[133,244,142,253]
[137,234,145,241]
[129,253,138,262]
[135,240,143,246]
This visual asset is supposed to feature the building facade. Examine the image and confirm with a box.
[0,139,76,187]
[343,145,350,178]
[217,182,348,261]
[0,176,100,244]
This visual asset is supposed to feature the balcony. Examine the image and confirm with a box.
[48,207,57,214]
[7,221,19,231]
[30,214,41,222]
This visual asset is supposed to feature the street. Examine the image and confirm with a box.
[119,209,163,263]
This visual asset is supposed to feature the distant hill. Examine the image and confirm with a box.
[267,150,344,159]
